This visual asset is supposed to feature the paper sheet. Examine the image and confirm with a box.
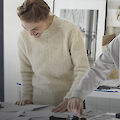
[0,103,49,112]
[81,110,116,120]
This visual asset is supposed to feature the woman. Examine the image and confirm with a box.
[16,0,89,112]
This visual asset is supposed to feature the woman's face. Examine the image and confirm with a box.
[21,20,48,38]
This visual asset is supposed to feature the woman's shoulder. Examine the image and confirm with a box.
[19,29,29,38]
[18,29,31,47]
[18,29,32,43]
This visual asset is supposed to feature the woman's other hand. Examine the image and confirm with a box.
[67,98,83,117]
[16,100,33,106]
[52,98,68,112]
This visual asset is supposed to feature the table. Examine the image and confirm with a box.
[86,80,120,112]
[0,102,120,120]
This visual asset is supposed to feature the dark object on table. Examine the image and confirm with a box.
[97,85,111,90]
[49,115,86,120]
[49,116,66,120]
[72,116,79,120]
[83,100,86,109]
[0,104,4,109]
[97,85,120,90]
[116,113,120,119]
[72,116,87,120]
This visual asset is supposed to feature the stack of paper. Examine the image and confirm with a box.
[0,103,50,120]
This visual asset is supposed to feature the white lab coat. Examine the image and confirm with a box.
[71,34,120,100]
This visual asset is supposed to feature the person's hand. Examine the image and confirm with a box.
[67,97,83,117]
[16,100,33,106]
[52,98,68,113]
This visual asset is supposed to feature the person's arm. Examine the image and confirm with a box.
[68,34,120,116]
[71,35,119,100]
[17,32,33,102]
[52,26,89,112]
[64,26,89,99]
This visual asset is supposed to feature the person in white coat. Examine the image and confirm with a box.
[67,33,120,116]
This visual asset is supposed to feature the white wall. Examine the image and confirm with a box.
[4,0,53,103]
[54,0,106,59]
[4,0,23,103]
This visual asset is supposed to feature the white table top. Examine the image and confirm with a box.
[0,102,119,120]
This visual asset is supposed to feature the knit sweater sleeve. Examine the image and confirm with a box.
[18,32,33,101]
[64,26,89,99]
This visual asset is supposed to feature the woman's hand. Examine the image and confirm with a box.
[67,98,83,117]
[16,100,33,106]
[52,98,68,112]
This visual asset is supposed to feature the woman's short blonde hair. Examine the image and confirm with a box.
[17,0,50,22]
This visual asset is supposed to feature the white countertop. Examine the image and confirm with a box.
[0,102,119,120]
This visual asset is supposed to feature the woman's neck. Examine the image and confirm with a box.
[45,15,54,29]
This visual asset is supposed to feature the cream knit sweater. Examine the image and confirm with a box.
[18,15,89,105]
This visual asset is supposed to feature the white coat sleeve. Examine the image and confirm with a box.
[71,35,119,100]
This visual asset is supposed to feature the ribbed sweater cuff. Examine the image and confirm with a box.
[70,90,85,101]
[22,95,32,101]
